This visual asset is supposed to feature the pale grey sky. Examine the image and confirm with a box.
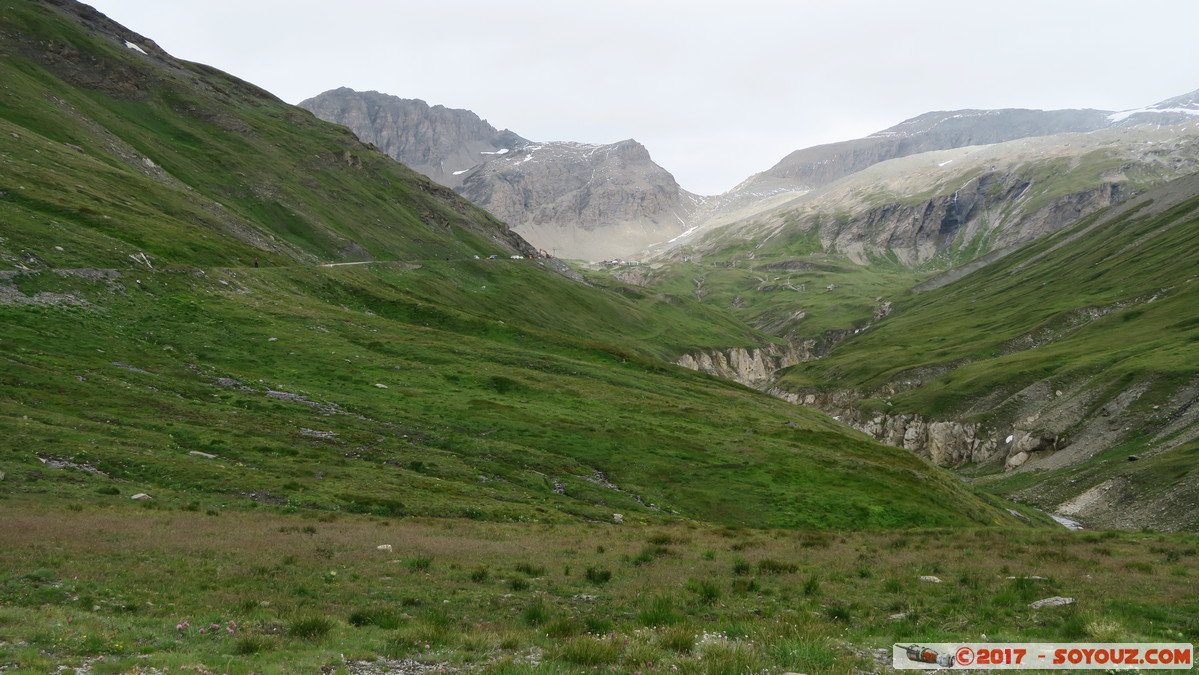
[87,0,1199,195]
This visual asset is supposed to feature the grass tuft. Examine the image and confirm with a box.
[286,615,333,642]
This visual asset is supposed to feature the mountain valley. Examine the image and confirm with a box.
[2,1,1198,672]
[300,89,698,261]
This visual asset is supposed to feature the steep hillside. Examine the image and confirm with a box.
[0,0,1023,531]
[0,3,535,267]
[301,88,700,261]
[774,171,1199,531]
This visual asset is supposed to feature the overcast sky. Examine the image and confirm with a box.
[87,0,1199,195]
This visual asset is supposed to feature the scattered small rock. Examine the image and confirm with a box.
[1005,451,1030,469]
[188,451,217,459]
[130,493,152,500]
[344,657,455,675]
[377,544,393,552]
[1030,596,1075,609]
[374,383,388,389]
[38,454,106,476]
[215,377,248,390]
[299,428,338,439]
[919,576,942,583]
[1006,576,1047,580]
[612,513,624,524]
[268,390,342,414]
[887,612,908,621]
[268,337,279,342]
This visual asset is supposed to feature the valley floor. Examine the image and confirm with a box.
[1,500,1196,674]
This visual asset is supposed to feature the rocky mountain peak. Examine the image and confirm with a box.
[457,137,696,260]
[298,89,528,188]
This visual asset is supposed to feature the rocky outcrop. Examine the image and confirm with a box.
[677,343,800,389]
[676,327,859,390]
[807,173,1125,267]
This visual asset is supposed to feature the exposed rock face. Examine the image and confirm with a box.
[298,88,527,189]
[824,174,1125,266]
[300,89,698,261]
[460,140,699,261]
[676,325,861,390]
[676,342,810,390]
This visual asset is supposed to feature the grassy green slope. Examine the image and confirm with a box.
[0,0,523,268]
[587,245,925,344]
[0,260,1020,530]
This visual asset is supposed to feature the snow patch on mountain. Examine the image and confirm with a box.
[1108,107,1199,123]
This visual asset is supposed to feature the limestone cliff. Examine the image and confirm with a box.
[675,340,817,390]
[460,140,699,261]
